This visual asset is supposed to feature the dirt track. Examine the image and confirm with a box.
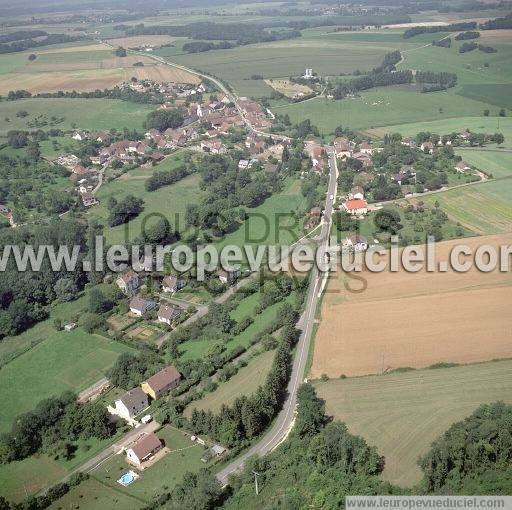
[311,233,512,378]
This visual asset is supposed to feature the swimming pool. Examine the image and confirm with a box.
[117,470,139,487]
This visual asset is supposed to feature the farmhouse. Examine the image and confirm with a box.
[126,432,162,466]
[334,137,352,158]
[352,152,373,168]
[81,192,98,207]
[401,137,417,148]
[218,268,241,284]
[342,199,368,216]
[116,269,140,293]
[359,141,373,154]
[129,297,156,316]
[115,388,149,420]
[157,304,182,325]
[141,365,181,399]
[455,161,470,172]
[350,186,364,200]
[162,275,186,293]
[421,141,434,153]
[72,131,88,141]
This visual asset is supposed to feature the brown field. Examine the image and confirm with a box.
[310,233,512,378]
[264,78,313,98]
[36,43,109,54]
[478,29,512,42]
[0,63,199,94]
[106,35,175,48]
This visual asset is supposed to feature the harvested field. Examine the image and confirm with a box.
[314,359,512,487]
[106,35,175,48]
[264,78,313,98]
[311,233,512,378]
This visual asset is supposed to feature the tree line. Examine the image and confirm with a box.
[0,33,80,54]
[404,21,477,38]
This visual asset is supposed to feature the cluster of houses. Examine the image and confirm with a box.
[126,80,207,99]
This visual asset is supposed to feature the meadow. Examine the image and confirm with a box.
[454,149,512,178]
[311,233,512,379]
[314,359,512,487]
[184,349,276,418]
[90,160,202,246]
[0,98,154,135]
[0,329,132,432]
[422,178,512,234]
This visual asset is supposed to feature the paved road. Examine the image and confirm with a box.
[215,148,338,485]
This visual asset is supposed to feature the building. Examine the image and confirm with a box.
[455,161,470,173]
[141,366,181,399]
[359,141,373,154]
[0,204,10,214]
[344,233,368,252]
[334,137,352,158]
[114,388,149,420]
[116,269,140,293]
[72,131,88,141]
[350,186,364,200]
[342,199,368,215]
[126,433,162,466]
[157,304,182,325]
[81,192,98,207]
[162,275,185,293]
[421,141,434,153]
[303,68,314,79]
[129,297,156,316]
[218,268,241,284]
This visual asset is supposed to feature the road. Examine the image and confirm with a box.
[215,147,338,485]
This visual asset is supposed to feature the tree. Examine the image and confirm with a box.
[295,383,326,437]
[144,108,184,131]
[115,46,127,57]
[374,208,402,234]
[483,109,490,116]
[54,277,78,302]
[88,288,112,314]
[79,312,102,333]
[499,108,506,117]
[28,53,37,61]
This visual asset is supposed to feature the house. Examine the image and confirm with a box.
[72,131,88,141]
[218,268,241,284]
[81,192,98,207]
[392,166,416,185]
[455,161,470,173]
[334,137,352,158]
[401,137,416,148]
[459,130,471,141]
[342,199,368,215]
[162,275,186,293]
[116,269,140,293]
[350,186,364,200]
[303,68,314,79]
[129,297,156,316]
[115,387,148,420]
[421,141,434,153]
[344,233,368,252]
[157,304,182,325]
[352,152,373,168]
[310,207,322,217]
[141,365,181,399]
[126,433,162,466]
[64,322,77,331]
[95,132,111,144]
[359,141,373,154]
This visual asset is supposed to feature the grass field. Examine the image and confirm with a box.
[454,149,512,178]
[184,349,276,418]
[90,159,201,245]
[0,329,132,432]
[422,179,512,234]
[92,426,207,503]
[314,359,512,487]
[0,98,154,135]
[369,116,512,142]
[311,233,512,379]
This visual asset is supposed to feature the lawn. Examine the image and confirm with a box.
[93,426,208,503]
[274,89,494,135]
[48,477,144,510]
[313,359,512,487]
[454,149,512,178]
[0,329,133,433]
[371,116,512,142]
[90,159,202,245]
[184,349,276,418]
[422,179,512,234]
[0,98,154,135]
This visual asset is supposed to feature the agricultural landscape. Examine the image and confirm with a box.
[0,0,511,508]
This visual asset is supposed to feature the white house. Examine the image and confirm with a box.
[455,161,470,173]
[129,297,156,316]
[126,433,162,466]
[162,275,186,293]
[344,233,368,252]
[350,186,364,200]
[218,268,241,284]
[157,304,182,325]
[114,388,148,420]
[116,269,140,294]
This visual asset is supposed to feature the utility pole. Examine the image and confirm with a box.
[252,471,260,495]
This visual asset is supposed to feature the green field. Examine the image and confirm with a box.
[455,149,512,179]
[0,98,154,135]
[422,179,512,234]
[49,477,143,510]
[314,359,512,487]
[90,160,201,245]
[184,349,275,418]
[375,116,512,142]
[0,329,132,432]
[92,426,208,503]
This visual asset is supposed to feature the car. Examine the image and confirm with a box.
[329,194,334,200]
[141,414,153,424]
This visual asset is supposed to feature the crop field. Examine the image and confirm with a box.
[274,89,493,135]
[314,360,512,487]
[454,149,512,178]
[0,329,132,433]
[91,162,201,245]
[93,426,207,503]
[184,349,276,418]
[0,98,153,135]
[311,233,512,379]
[264,78,313,98]
[366,116,512,141]
[422,179,512,233]
[106,35,176,48]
